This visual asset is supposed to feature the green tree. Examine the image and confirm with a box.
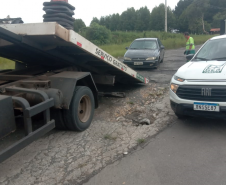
[205,0,226,24]
[177,11,189,32]
[104,15,112,30]
[119,8,137,31]
[109,13,120,31]
[74,19,86,32]
[180,0,210,33]
[212,11,226,28]
[174,0,194,18]
[90,17,100,26]
[135,6,151,31]
[99,16,106,27]
[173,0,194,32]
[150,4,176,31]
[85,23,111,45]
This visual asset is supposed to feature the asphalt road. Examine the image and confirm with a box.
[84,45,226,185]
[135,46,192,85]
[84,117,226,185]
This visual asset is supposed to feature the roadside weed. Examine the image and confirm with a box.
[127,101,134,105]
[104,134,117,141]
[137,138,145,144]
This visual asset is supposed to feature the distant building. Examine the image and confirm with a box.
[171,29,179,34]
[210,28,220,34]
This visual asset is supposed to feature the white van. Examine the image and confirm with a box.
[170,35,226,119]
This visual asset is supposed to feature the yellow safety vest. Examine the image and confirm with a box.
[186,37,195,54]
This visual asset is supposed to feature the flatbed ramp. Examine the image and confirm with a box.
[0,22,148,84]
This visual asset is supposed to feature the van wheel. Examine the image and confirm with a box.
[63,86,95,131]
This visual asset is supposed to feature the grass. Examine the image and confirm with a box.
[0,57,15,70]
[103,134,117,141]
[99,31,215,58]
[78,163,88,168]
[127,101,134,105]
[137,138,145,144]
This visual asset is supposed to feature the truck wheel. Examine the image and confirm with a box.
[50,109,67,130]
[63,86,95,131]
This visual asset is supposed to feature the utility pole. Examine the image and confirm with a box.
[165,0,167,32]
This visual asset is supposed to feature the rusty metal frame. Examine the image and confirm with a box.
[0,87,55,163]
[0,120,54,163]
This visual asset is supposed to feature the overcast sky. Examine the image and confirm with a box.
[0,0,179,26]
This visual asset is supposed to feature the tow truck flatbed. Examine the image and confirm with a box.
[0,22,148,84]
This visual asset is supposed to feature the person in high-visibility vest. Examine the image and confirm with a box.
[184,32,195,56]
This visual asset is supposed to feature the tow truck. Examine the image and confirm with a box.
[0,1,148,163]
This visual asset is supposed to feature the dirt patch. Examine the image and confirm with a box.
[95,83,169,124]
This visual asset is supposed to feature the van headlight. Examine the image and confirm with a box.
[146,57,157,60]
[124,57,131,61]
[174,76,185,82]
[171,84,179,93]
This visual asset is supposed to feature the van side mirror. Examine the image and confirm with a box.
[161,46,165,49]
[125,47,129,50]
[186,54,195,61]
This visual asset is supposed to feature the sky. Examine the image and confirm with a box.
[0,0,179,26]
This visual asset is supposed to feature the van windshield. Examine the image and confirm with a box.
[130,40,157,50]
[194,38,226,61]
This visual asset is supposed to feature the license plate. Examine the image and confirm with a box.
[134,62,143,65]
[193,102,220,112]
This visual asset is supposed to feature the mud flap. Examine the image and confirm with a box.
[0,95,16,139]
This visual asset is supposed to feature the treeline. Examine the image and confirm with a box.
[73,0,226,45]
[175,0,226,33]
[74,5,175,33]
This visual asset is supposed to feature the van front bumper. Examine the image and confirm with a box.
[170,89,226,119]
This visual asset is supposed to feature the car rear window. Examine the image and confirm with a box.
[130,40,157,50]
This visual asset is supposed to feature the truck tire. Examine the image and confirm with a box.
[63,86,95,131]
[51,109,67,130]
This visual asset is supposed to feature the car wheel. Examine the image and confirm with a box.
[160,57,164,63]
[153,58,160,69]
